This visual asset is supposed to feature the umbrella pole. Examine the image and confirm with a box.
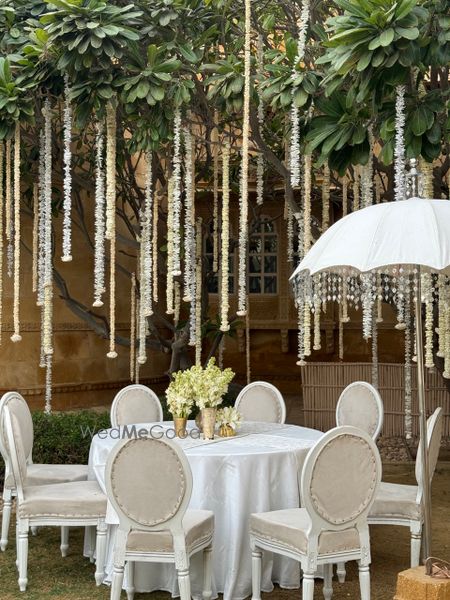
[415,268,432,559]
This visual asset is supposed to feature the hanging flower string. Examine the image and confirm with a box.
[256,34,265,206]
[394,85,406,202]
[166,177,175,315]
[32,184,38,294]
[93,119,106,307]
[220,140,230,332]
[237,0,251,317]
[303,154,312,253]
[130,273,136,382]
[5,139,12,278]
[152,190,159,304]
[11,122,22,342]
[142,151,153,317]
[404,278,412,439]
[61,75,73,262]
[171,108,182,277]
[321,164,330,232]
[105,102,117,359]
[0,141,3,344]
[423,273,434,368]
[183,126,195,302]
[212,112,220,270]
[195,217,202,364]
[289,0,310,188]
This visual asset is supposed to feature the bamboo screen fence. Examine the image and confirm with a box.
[302,362,450,438]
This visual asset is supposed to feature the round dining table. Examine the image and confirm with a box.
[85,420,323,600]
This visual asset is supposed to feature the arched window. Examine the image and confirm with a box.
[249,217,277,294]
[205,221,235,294]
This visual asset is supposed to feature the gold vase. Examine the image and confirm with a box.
[201,408,216,440]
[174,417,188,438]
[219,424,235,437]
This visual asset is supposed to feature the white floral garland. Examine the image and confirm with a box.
[246,300,251,383]
[11,122,22,342]
[183,126,195,302]
[437,275,445,358]
[290,0,310,188]
[321,164,330,232]
[37,130,45,307]
[212,113,219,270]
[141,151,153,317]
[313,298,321,351]
[443,290,450,379]
[61,75,73,262]
[394,85,406,202]
[5,139,11,242]
[371,316,378,388]
[93,119,106,307]
[172,108,182,276]
[256,34,265,205]
[237,0,251,317]
[0,142,3,344]
[152,190,159,304]
[220,141,231,332]
[174,281,181,327]
[404,278,412,438]
[44,354,52,414]
[195,217,202,364]
[296,299,306,366]
[303,154,312,253]
[304,302,311,357]
[105,102,116,240]
[32,184,38,294]
[419,157,433,198]
[137,248,147,366]
[338,304,344,360]
[361,126,374,208]
[130,272,136,382]
[42,100,53,362]
[287,206,294,263]
[423,273,434,368]
[166,177,175,315]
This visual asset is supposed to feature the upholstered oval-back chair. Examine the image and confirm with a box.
[336,381,384,440]
[235,381,286,424]
[110,384,163,428]
[105,436,214,600]
[250,426,382,600]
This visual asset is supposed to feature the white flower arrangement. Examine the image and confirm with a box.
[216,406,242,430]
[166,369,195,418]
[193,359,235,410]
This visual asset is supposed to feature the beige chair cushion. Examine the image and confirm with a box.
[250,508,360,556]
[19,480,107,519]
[5,463,88,489]
[369,482,421,521]
[126,509,214,554]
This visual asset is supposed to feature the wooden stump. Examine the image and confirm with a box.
[395,567,450,600]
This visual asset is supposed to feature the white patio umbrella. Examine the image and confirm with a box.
[290,194,450,558]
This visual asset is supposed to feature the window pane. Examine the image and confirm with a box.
[264,236,277,253]
[264,276,277,293]
[249,236,262,254]
[249,256,261,273]
[228,276,234,293]
[264,256,277,273]
[207,278,218,293]
[205,255,214,272]
[249,277,261,293]
[263,220,275,232]
[228,255,234,273]
[205,237,214,253]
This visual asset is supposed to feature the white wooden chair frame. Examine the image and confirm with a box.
[250,426,382,600]
[235,381,287,424]
[110,384,163,427]
[105,436,213,600]
[3,406,107,591]
[336,381,384,440]
[368,406,443,566]
[0,392,76,555]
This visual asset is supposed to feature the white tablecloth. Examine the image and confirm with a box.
[86,421,323,600]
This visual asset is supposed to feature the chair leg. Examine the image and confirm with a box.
[336,561,346,583]
[177,568,192,600]
[95,520,108,586]
[302,571,315,600]
[202,545,213,600]
[60,526,69,557]
[410,522,422,568]
[17,522,29,592]
[323,564,333,600]
[358,563,370,600]
[251,548,263,600]
[110,563,125,600]
[1,487,12,551]
[88,526,96,563]
[126,560,135,600]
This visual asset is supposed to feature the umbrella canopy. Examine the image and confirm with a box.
[290,195,450,560]
[291,197,450,279]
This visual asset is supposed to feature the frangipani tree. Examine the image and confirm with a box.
[0,0,448,410]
